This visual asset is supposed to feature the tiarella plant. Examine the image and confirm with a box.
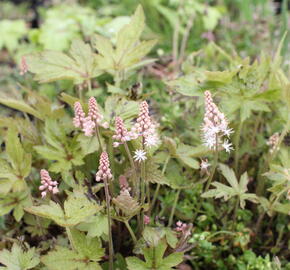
[0,2,289,270]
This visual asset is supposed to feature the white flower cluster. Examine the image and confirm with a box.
[202,91,233,153]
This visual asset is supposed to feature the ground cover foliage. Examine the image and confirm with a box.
[0,0,290,269]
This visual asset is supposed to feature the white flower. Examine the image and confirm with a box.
[144,135,159,148]
[200,159,210,170]
[222,139,233,153]
[223,127,234,137]
[133,149,147,162]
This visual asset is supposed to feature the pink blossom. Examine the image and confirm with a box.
[175,221,188,233]
[144,215,150,225]
[19,56,28,75]
[39,169,59,198]
[81,97,109,136]
[131,101,159,147]
[113,117,132,147]
[73,102,86,128]
[267,132,280,153]
[96,152,113,182]
[202,91,233,152]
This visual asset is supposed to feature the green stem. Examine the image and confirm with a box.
[168,189,181,227]
[205,146,219,192]
[233,197,240,224]
[96,125,104,152]
[140,161,146,232]
[104,178,114,270]
[124,220,137,244]
[234,120,243,174]
[124,142,138,197]
[193,140,219,221]
[66,227,75,250]
[87,79,92,96]
[150,156,170,212]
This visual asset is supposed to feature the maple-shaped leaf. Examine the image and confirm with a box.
[26,40,101,84]
[202,164,258,208]
[25,193,101,227]
[41,245,102,270]
[0,243,40,270]
[92,5,157,75]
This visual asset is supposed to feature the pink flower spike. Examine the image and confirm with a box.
[39,169,59,198]
[131,101,159,146]
[88,97,104,125]
[73,102,86,128]
[113,117,132,147]
[144,215,150,225]
[96,152,113,182]
[202,91,233,153]
[19,56,28,75]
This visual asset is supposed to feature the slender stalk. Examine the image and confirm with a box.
[168,189,181,227]
[193,138,219,221]
[140,161,146,232]
[205,140,219,192]
[234,120,243,174]
[178,12,195,64]
[124,142,138,197]
[124,220,137,244]
[87,79,92,96]
[66,227,75,249]
[150,156,170,212]
[233,197,240,224]
[96,125,104,151]
[104,178,114,270]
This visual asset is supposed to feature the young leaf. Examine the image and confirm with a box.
[126,241,183,270]
[0,243,40,270]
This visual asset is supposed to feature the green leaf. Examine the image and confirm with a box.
[126,240,183,270]
[0,191,31,220]
[0,98,43,120]
[26,40,101,84]
[67,228,104,261]
[0,243,40,270]
[6,128,31,180]
[126,257,148,270]
[0,20,27,51]
[41,246,102,270]
[25,193,101,227]
[77,214,108,237]
[219,164,239,191]
[175,144,205,169]
[115,5,145,59]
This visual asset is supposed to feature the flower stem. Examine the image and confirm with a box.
[233,198,240,224]
[150,156,170,212]
[234,120,243,174]
[104,177,114,270]
[168,189,181,227]
[193,139,219,221]
[124,220,137,244]
[124,142,138,198]
[140,161,146,232]
[96,125,104,152]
